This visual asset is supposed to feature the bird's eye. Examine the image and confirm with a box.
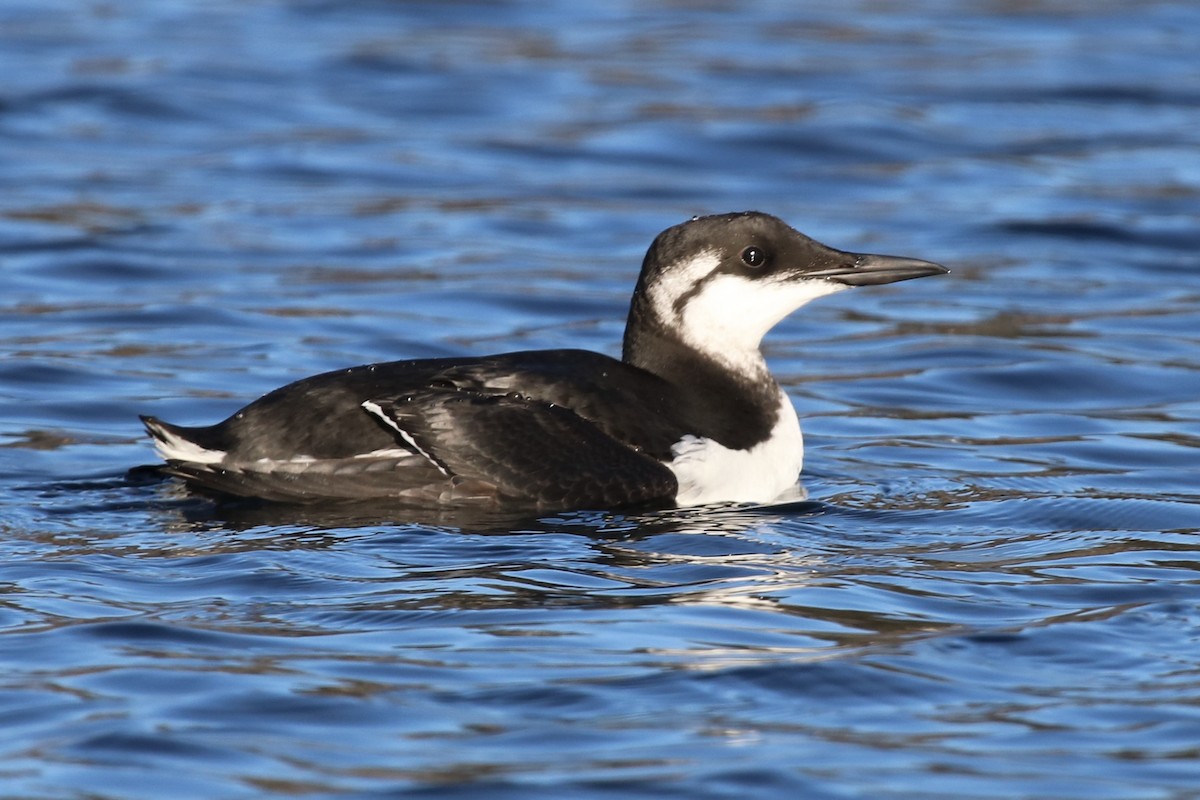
[741,246,767,268]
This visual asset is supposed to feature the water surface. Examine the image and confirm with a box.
[2,1,1199,798]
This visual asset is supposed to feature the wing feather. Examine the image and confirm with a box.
[364,387,677,508]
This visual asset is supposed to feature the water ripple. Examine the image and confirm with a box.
[2,0,1199,798]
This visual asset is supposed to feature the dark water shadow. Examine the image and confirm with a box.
[28,464,830,541]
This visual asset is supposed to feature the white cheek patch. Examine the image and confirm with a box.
[649,251,848,377]
[680,273,844,366]
[668,390,804,505]
[648,249,723,328]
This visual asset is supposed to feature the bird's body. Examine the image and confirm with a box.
[143,212,946,511]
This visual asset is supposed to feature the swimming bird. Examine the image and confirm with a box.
[142,211,946,511]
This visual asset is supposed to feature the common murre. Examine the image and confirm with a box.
[142,211,947,511]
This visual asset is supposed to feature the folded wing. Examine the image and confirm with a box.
[362,387,678,509]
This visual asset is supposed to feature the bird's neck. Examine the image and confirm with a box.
[622,298,771,389]
[622,303,782,450]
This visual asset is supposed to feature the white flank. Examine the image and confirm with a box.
[361,400,451,477]
[668,389,804,506]
[150,427,226,465]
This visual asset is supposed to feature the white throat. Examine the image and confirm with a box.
[648,250,846,378]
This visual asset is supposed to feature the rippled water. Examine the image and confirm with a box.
[3,1,1199,797]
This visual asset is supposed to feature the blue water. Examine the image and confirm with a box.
[3,1,1199,797]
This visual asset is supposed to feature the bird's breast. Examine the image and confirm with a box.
[666,390,803,505]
